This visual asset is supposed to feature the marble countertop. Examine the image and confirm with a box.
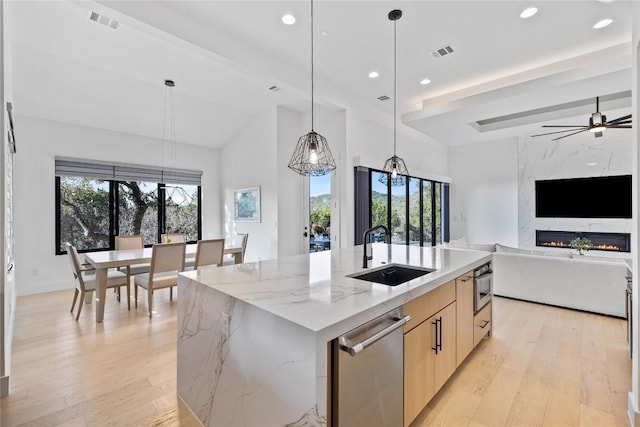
[181,243,491,337]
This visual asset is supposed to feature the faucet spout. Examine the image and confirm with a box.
[362,225,390,268]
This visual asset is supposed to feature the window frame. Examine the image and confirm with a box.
[55,177,202,255]
[364,168,449,247]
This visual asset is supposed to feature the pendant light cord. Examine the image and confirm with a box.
[393,17,397,156]
[311,0,315,131]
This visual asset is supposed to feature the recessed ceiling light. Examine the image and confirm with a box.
[282,14,296,25]
[420,78,432,85]
[520,7,538,19]
[368,71,380,79]
[593,18,613,29]
[587,162,598,166]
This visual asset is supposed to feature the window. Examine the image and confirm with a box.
[353,167,449,246]
[55,159,202,254]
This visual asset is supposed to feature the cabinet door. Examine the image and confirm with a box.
[433,302,457,393]
[404,320,435,426]
[456,272,474,366]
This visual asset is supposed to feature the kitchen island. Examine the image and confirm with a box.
[177,244,491,426]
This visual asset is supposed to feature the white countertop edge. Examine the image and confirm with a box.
[179,245,492,339]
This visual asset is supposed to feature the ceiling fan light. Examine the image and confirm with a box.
[590,125,606,133]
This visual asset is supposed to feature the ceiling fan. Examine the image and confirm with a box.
[531,97,632,141]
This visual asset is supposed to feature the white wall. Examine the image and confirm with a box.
[518,131,633,252]
[221,108,279,261]
[13,115,222,296]
[448,138,519,246]
[629,2,640,424]
[344,108,450,246]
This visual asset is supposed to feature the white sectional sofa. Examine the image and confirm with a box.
[445,239,630,317]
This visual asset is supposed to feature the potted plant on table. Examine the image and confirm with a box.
[570,236,593,255]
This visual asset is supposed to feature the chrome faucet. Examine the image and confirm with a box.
[362,225,390,268]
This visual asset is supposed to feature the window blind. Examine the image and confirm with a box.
[55,158,202,185]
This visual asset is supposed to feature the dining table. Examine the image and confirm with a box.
[84,242,244,323]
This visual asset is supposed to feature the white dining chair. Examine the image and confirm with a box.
[194,238,225,270]
[223,233,248,265]
[115,234,151,276]
[134,242,186,318]
[66,243,130,320]
[161,233,185,243]
[161,233,195,270]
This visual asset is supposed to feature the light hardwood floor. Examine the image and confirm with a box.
[0,290,631,427]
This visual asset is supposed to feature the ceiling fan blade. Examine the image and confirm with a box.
[531,127,586,137]
[541,125,587,128]
[606,125,632,128]
[608,114,632,124]
[551,128,588,141]
[607,120,631,125]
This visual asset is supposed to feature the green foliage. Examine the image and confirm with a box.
[570,236,593,255]
[60,177,110,251]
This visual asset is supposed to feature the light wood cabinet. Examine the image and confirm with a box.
[474,300,492,347]
[455,271,474,367]
[403,301,457,426]
[404,279,455,333]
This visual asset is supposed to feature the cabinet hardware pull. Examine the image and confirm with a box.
[461,276,472,282]
[480,320,490,329]
[432,319,439,355]
[438,316,443,351]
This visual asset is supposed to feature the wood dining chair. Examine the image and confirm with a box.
[134,242,186,318]
[66,243,130,320]
[194,238,225,270]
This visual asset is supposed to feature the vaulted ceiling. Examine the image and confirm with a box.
[8,0,633,148]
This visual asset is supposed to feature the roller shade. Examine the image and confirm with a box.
[55,158,202,185]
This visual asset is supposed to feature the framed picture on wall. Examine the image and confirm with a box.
[234,186,261,222]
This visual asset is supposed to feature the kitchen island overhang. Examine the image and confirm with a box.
[177,244,491,426]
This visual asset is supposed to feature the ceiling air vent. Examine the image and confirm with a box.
[432,44,454,58]
[268,85,282,92]
[377,95,390,101]
[88,11,120,30]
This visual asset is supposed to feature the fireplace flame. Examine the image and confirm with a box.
[540,241,620,251]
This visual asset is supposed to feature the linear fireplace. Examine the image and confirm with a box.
[536,230,630,253]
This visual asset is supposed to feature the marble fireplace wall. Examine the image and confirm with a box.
[518,130,633,255]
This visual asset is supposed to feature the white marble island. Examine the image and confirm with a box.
[177,244,491,427]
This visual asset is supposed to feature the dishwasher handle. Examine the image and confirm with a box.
[340,315,412,356]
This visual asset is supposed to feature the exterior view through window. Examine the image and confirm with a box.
[309,174,331,252]
[57,177,201,254]
[366,169,447,246]
[59,177,111,251]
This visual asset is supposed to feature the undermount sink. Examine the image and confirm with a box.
[347,264,435,287]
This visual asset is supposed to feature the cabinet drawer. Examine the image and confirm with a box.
[473,301,492,347]
[404,280,455,333]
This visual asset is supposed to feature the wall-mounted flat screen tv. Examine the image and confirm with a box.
[535,175,631,218]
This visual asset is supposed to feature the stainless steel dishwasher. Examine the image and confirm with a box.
[332,307,411,426]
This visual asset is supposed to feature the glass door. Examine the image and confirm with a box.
[309,174,331,252]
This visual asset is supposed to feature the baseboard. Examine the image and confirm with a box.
[629,392,640,427]
[1,375,8,397]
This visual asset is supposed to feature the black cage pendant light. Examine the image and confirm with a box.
[379,9,409,186]
[288,0,336,177]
